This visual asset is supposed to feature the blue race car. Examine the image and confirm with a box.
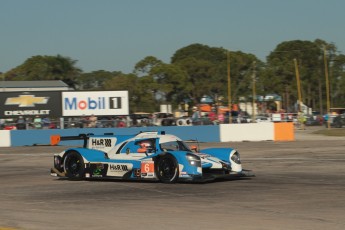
[50,131,253,183]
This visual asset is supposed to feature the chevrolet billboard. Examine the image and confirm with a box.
[0,91,62,117]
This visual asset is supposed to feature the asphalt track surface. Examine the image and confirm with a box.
[0,127,345,230]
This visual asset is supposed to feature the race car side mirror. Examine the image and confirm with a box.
[190,145,198,152]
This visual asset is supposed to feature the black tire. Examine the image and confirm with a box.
[63,151,85,179]
[155,154,179,183]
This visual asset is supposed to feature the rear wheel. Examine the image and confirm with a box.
[64,151,85,179]
[155,154,179,183]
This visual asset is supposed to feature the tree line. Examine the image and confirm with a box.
[3,39,345,114]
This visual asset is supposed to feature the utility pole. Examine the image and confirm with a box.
[324,46,331,129]
[293,58,303,112]
[252,61,256,122]
[227,50,232,123]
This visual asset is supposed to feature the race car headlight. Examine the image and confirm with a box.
[230,151,241,164]
[54,156,60,166]
[186,153,201,167]
[54,156,62,168]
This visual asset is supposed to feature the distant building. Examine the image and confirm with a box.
[0,80,70,92]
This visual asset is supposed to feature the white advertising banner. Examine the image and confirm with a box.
[62,91,129,116]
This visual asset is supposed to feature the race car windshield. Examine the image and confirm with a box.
[160,141,190,151]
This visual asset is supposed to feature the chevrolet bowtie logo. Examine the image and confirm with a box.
[5,95,49,107]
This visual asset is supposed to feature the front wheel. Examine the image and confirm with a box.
[155,154,179,183]
[63,151,85,180]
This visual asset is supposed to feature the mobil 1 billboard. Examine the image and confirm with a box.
[0,91,62,117]
[62,91,129,116]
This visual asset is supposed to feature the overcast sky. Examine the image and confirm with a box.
[1,0,344,73]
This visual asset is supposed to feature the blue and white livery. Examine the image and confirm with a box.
[50,131,253,183]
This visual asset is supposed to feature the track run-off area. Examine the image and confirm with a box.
[0,127,345,230]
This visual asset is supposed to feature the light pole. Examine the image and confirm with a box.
[293,58,303,112]
[227,50,232,123]
[324,46,331,129]
[252,61,256,122]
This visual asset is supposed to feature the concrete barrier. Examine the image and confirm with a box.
[5,125,220,147]
[220,123,274,142]
[0,130,11,147]
[0,123,294,147]
[274,122,295,141]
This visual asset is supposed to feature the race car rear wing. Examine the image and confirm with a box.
[50,132,115,147]
[50,134,89,147]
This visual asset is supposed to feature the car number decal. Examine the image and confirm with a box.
[141,161,155,178]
